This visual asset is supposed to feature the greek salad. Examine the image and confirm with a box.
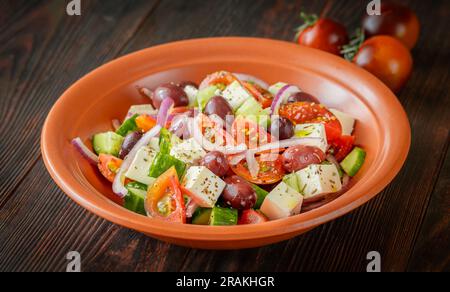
[72,71,366,225]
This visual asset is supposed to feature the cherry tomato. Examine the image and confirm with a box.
[362,2,420,50]
[296,13,349,56]
[98,154,123,183]
[279,102,342,142]
[231,155,285,185]
[238,210,268,225]
[232,117,275,149]
[354,36,413,93]
[145,167,186,223]
[330,135,355,161]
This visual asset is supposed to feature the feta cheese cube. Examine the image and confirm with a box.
[221,81,253,111]
[125,146,157,185]
[330,109,356,136]
[296,164,342,199]
[260,182,304,220]
[182,166,226,208]
[170,138,206,165]
[295,123,328,153]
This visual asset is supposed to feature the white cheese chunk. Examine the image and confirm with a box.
[184,85,199,108]
[294,123,328,153]
[260,182,304,220]
[221,81,253,111]
[296,164,342,199]
[170,138,207,165]
[330,109,356,136]
[148,137,160,151]
[125,146,157,185]
[182,166,226,208]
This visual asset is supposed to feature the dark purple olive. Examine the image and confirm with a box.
[119,131,143,159]
[287,92,320,104]
[200,151,230,177]
[153,83,189,109]
[281,145,326,173]
[270,117,294,140]
[178,81,198,89]
[204,96,234,121]
[222,176,257,210]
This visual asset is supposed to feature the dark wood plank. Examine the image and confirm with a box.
[0,0,160,209]
[407,138,450,272]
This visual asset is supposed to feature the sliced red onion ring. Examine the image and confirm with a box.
[72,138,99,166]
[254,137,321,154]
[112,119,121,131]
[229,153,247,165]
[271,84,302,115]
[112,125,162,197]
[233,73,269,90]
[246,151,260,179]
[185,200,199,218]
[157,98,174,127]
[169,113,192,138]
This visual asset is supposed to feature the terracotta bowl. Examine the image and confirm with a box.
[41,38,411,249]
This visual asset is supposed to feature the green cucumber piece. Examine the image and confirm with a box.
[192,208,213,225]
[124,183,148,215]
[197,85,219,109]
[116,114,138,137]
[210,207,238,226]
[340,147,366,177]
[251,184,269,210]
[282,173,301,194]
[126,181,148,191]
[149,153,186,180]
[92,132,124,157]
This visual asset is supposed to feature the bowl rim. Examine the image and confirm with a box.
[41,37,411,242]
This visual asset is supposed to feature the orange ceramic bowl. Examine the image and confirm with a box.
[41,38,411,249]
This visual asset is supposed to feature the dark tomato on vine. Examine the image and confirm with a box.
[296,13,349,56]
[279,102,342,142]
[330,135,355,161]
[231,155,285,185]
[362,2,420,50]
[354,36,413,93]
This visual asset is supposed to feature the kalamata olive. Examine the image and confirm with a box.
[281,145,326,173]
[153,83,189,109]
[222,176,257,210]
[287,92,320,104]
[204,96,234,121]
[119,131,143,159]
[178,81,199,89]
[270,117,294,140]
[200,151,230,177]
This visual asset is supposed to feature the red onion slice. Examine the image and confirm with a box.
[254,137,321,154]
[246,151,260,179]
[185,200,199,218]
[271,84,302,115]
[233,73,269,90]
[72,138,99,166]
[112,125,162,197]
[157,98,174,128]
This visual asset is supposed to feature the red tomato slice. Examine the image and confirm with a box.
[279,102,342,142]
[232,117,275,149]
[238,209,268,225]
[136,114,157,132]
[199,71,239,90]
[145,167,186,223]
[231,155,285,185]
[330,135,355,162]
[98,154,123,183]
[242,82,273,109]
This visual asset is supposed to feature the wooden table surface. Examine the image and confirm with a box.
[0,0,449,272]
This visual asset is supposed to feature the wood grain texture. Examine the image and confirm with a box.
[0,0,449,272]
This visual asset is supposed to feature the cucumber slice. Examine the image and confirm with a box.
[124,183,148,215]
[197,85,219,109]
[282,173,301,194]
[116,114,139,137]
[210,207,238,226]
[92,132,124,157]
[192,208,213,225]
[251,184,269,210]
[340,147,366,177]
[149,153,187,180]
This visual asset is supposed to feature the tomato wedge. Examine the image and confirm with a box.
[145,167,186,223]
[232,117,275,149]
[98,154,123,183]
[136,114,157,132]
[242,82,273,109]
[330,135,355,162]
[279,102,342,142]
[199,71,239,90]
[238,209,269,225]
[231,155,285,185]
